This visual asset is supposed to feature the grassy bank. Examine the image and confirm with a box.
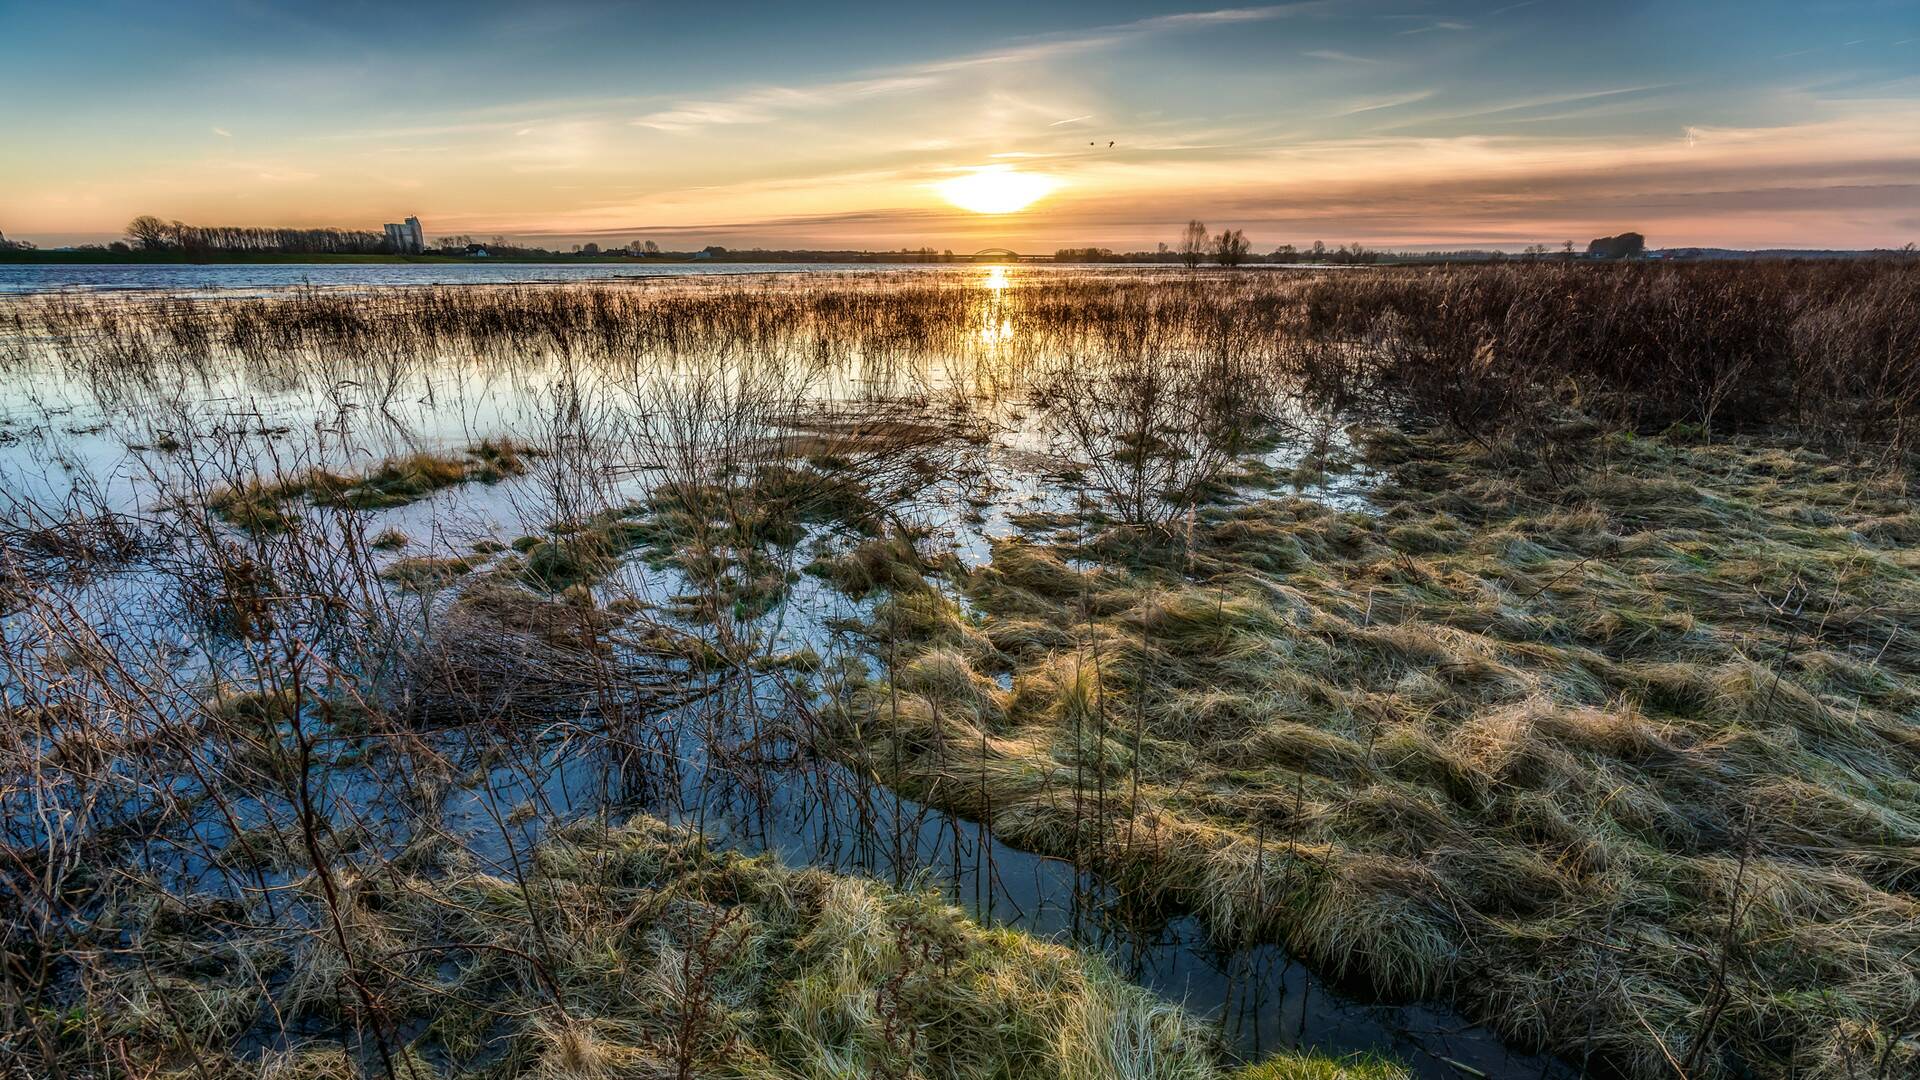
[64,816,1403,1080]
[825,425,1920,1079]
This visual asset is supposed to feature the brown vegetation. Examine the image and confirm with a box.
[3,262,1918,1080]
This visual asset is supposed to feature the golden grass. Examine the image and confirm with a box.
[829,427,1920,1080]
[88,816,1375,1080]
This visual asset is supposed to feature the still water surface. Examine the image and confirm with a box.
[0,261,947,294]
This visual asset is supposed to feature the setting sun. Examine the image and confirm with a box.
[936,166,1058,215]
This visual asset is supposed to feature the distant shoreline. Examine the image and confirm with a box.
[0,251,760,266]
[2,248,1912,267]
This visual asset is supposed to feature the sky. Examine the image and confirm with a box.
[1,1,1917,252]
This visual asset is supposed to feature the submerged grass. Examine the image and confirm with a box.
[379,553,486,590]
[208,441,541,531]
[829,425,1920,1080]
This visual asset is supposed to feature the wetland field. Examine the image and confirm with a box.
[2,262,1918,1080]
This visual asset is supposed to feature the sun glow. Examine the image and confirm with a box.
[937,167,1059,214]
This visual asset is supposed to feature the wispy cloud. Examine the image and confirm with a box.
[632,5,1323,133]
[1126,4,1330,31]
[317,118,558,141]
[1380,83,1676,129]
[212,127,232,137]
[1304,49,1381,65]
[1379,13,1473,35]
[633,75,937,132]
[1777,38,1872,59]
[631,103,775,132]
[1337,90,1437,115]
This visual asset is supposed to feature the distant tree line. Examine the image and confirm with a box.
[1050,228,1668,267]
[1273,240,1383,264]
[126,216,390,255]
[0,219,1736,265]
[1049,225,1389,267]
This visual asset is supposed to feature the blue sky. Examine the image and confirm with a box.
[2,1,1916,249]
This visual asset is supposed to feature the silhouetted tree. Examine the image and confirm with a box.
[1586,232,1647,259]
[126,216,171,250]
[1213,228,1250,267]
[1179,220,1208,269]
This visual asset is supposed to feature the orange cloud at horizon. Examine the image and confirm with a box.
[11,103,1916,253]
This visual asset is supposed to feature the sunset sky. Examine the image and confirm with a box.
[3,1,1916,252]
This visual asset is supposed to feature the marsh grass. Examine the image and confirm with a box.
[6,264,1919,1080]
[208,442,542,532]
[829,424,1920,1080]
[69,815,1394,1080]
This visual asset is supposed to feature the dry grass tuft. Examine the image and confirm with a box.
[73,817,1302,1080]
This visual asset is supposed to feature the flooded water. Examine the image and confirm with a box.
[0,260,948,294]
[0,268,1572,1079]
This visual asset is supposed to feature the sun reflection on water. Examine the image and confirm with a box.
[978,317,1014,345]
[977,266,1015,345]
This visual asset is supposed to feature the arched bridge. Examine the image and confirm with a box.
[971,247,1025,261]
